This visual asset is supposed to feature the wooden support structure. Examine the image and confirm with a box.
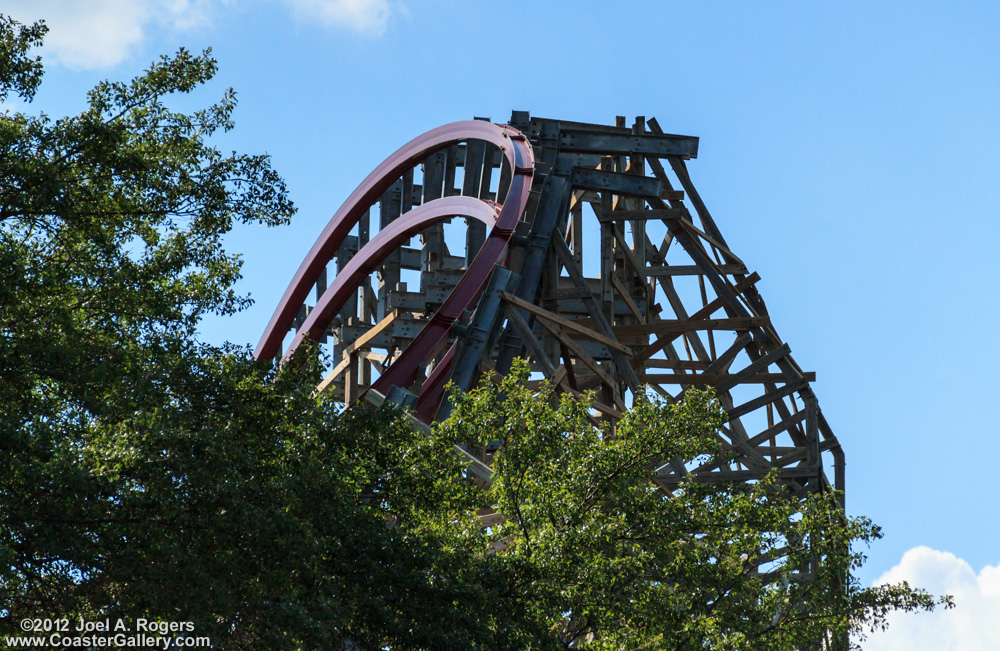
[261,109,844,513]
[258,113,849,648]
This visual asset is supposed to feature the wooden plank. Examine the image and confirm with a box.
[644,359,710,370]
[639,372,814,385]
[646,264,747,277]
[553,152,604,175]
[344,313,395,356]
[744,411,809,448]
[549,365,568,388]
[752,440,839,457]
[501,291,634,356]
[443,144,458,196]
[478,144,497,202]
[571,167,663,198]
[345,355,359,404]
[549,235,642,392]
[675,215,745,266]
[599,158,615,319]
[706,332,754,375]
[614,316,770,338]
[377,178,403,320]
[725,378,809,422]
[358,350,386,364]
[316,314,396,395]
[805,394,820,467]
[690,466,818,483]
[537,318,625,411]
[698,274,717,359]
[560,384,622,420]
[336,236,359,323]
[551,287,593,300]
[597,208,686,222]
[715,343,793,393]
[478,509,506,527]
[631,273,761,366]
[611,273,645,322]
[629,116,647,290]
[567,188,589,213]
[501,303,558,377]
[558,129,699,159]
[570,201,583,266]
[463,138,487,266]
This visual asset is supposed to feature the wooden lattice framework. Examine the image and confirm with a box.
[256,111,844,501]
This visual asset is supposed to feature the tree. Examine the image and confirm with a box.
[0,11,299,639]
[430,363,951,649]
[1,15,946,650]
[0,16,551,650]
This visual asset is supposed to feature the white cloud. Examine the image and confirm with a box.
[3,0,394,70]
[5,0,146,69]
[2,0,215,70]
[862,547,1000,651]
[285,0,392,36]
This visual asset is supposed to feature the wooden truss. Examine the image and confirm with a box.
[263,111,844,501]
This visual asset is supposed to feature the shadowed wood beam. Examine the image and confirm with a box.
[316,313,396,394]
[501,291,634,356]
[632,273,761,366]
[536,318,625,410]
[614,316,771,338]
[639,372,815,385]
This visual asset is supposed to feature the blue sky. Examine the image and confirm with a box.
[5,1,1000,647]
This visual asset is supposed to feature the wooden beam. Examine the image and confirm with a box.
[646,264,747,277]
[316,314,396,395]
[501,302,558,377]
[614,316,771,338]
[611,273,645,323]
[644,359,710,370]
[609,223,651,283]
[597,208,687,222]
[501,291,634,356]
[571,167,663,198]
[744,412,810,448]
[343,313,395,356]
[673,215,745,266]
[316,355,352,395]
[536,318,625,411]
[631,273,761,367]
[558,129,699,159]
[725,379,809,422]
[549,236,642,392]
[639,372,815,385]
[715,343,793,393]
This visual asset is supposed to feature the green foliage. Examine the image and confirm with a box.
[0,17,560,650]
[0,16,45,102]
[435,361,952,649]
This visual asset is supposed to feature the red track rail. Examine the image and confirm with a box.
[256,120,534,416]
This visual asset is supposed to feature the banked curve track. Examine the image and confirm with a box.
[256,120,533,417]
